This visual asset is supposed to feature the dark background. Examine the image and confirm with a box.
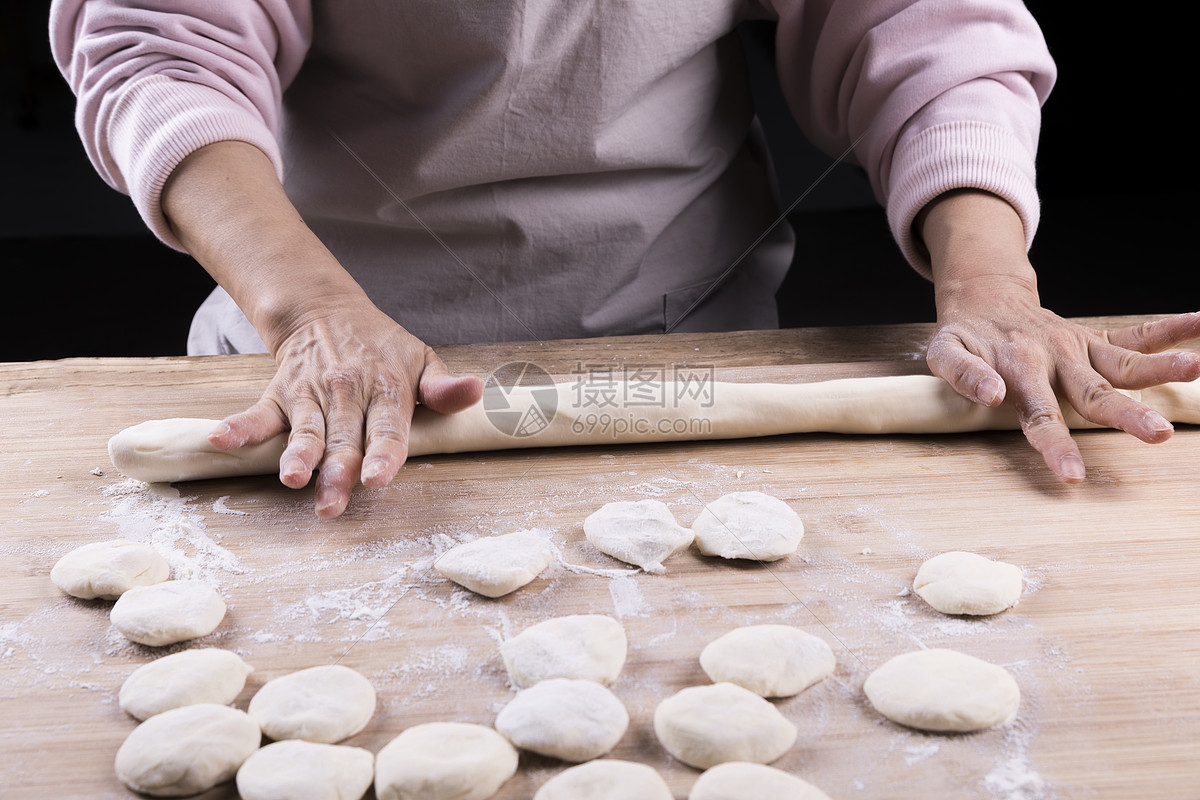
[0,2,1193,362]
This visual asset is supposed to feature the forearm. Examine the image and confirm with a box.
[161,140,370,354]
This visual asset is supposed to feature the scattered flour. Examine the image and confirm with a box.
[212,496,248,516]
[608,575,651,618]
[903,741,940,765]
[297,567,416,624]
[100,480,242,584]
[982,727,1050,800]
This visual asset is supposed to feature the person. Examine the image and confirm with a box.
[51,1,1200,518]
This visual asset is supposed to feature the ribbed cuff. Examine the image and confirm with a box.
[107,74,284,250]
[887,121,1041,277]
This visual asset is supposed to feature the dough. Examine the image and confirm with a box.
[434,531,552,597]
[653,682,797,769]
[108,417,289,484]
[583,500,694,573]
[249,665,376,744]
[494,678,629,762]
[532,759,672,800]
[913,551,1023,616]
[50,539,169,600]
[236,740,374,800]
[120,648,253,720]
[114,703,262,797]
[863,648,1020,732]
[689,762,833,800]
[107,377,1200,483]
[110,579,226,646]
[699,625,835,698]
[374,722,518,800]
[691,492,803,561]
[500,614,627,688]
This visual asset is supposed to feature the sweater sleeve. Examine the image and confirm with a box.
[49,0,313,249]
[760,0,1056,276]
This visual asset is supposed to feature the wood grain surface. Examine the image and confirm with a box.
[2,319,1197,800]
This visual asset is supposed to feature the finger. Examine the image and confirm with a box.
[1059,363,1173,445]
[1006,375,1086,484]
[210,399,287,450]
[361,388,414,489]
[1106,311,1200,354]
[418,349,484,414]
[1088,341,1200,390]
[279,397,326,490]
[926,332,1007,407]
[314,378,365,518]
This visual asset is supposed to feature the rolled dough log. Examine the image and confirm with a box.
[108,376,1200,483]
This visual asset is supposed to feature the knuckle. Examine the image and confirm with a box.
[367,419,407,446]
[287,411,325,442]
[323,368,363,398]
[1019,402,1064,434]
[1078,376,1116,410]
[1112,349,1143,378]
[323,428,363,455]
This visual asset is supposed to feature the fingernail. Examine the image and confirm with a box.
[976,376,1002,406]
[315,485,342,515]
[1061,455,1085,483]
[210,422,231,441]
[1147,412,1173,433]
[361,461,383,483]
[280,457,308,484]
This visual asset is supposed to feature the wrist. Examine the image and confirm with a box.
[162,141,376,355]
[919,189,1040,312]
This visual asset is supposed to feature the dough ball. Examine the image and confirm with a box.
[236,740,374,800]
[583,499,694,573]
[495,678,629,762]
[913,550,1023,616]
[434,530,552,598]
[689,762,833,800]
[691,492,803,561]
[115,703,262,797]
[533,759,672,799]
[50,539,169,600]
[500,614,627,688]
[863,648,1020,732]
[249,665,376,744]
[374,722,518,800]
[653,682,797,769]
[110,579,226,646]
[699,625,835,698]
[120,648,253,720]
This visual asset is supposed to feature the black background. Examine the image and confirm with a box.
[0,2,1193,361]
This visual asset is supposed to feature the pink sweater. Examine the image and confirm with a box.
[51,0,1054,351]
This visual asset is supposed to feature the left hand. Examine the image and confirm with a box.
[919,190,1200,483]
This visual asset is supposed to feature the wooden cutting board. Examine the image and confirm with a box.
[1,319,1197,800]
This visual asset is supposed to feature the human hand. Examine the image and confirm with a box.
[208,296,483,517]
[928,288,1200,482]
[920,190,1200,483]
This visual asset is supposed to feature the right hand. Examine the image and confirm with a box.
[207,296,482,518]
[161,142,482,517]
